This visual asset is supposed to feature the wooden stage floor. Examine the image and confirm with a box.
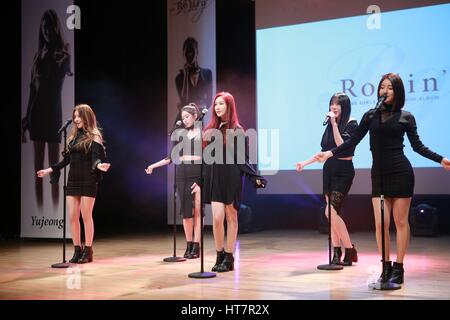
[1,230,449,300]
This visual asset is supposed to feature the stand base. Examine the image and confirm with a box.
[163,256,186,262]
[188,271,216,279]
[368,280,401,290]
[317,263,344,270]
[51,262,76,268]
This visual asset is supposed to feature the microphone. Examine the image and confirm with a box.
[322,115,330,126]
[168,120,182,136]
[375,94,387,110]
[198,108,208,120]
[58,119,72,135]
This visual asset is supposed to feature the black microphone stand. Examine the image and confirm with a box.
[189,112,216,279]
[369,102,400,290]
[318,180,343,271]
[52,124,73,268]
[164,123,186,263]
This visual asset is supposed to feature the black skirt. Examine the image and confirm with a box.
[323,158,355,196]
[67,155,98,197]
[176,163,203,218]
[371,152,414,198]
[203,163,243,211]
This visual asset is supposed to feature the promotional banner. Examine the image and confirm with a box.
[21,0,75,237]
[167,0,216,225]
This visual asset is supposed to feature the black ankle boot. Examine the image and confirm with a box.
[184,241,193,258]
[378,260,392,282]
[331,247,342,265]
[69,245,82,263]
[78,246,93,263]
[188,242,200,259]
[342,244,358,266]
[389,262,404,284]
[216,251,234,272]
[212,249,225,271]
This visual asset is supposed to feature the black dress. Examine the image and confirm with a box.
[50,130,106,197]
[321,120,358,197]
[331,106,443,197]
[24,51,71,143]
[202,126,267,211]
[166,130,203,219]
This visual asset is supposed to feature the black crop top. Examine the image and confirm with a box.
[166,130,202,163]
[321,119,358,158]
[331,108,443,164]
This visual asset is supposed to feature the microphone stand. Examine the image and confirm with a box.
[369,102,400,290]
[164,123,186,263]
[318,180,343,271]
[52,125,73,268]
[189,112,216,279]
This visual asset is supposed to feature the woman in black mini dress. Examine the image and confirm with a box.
[37,104,110,263]
[297,93,358,266]
[201,92,267,272]
[316,74,450,284]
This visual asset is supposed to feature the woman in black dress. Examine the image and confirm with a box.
[37,104,110,263]
[200,92,266,272]
[315,74,450,284]
[146,103,203,259]
[296,93,358,266]
[22,9,72,207]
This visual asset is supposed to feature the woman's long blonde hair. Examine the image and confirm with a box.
[67,104,103,153]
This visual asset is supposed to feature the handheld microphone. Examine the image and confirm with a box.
[322,115,330,126]
[58,119,72,135]
[168,120,182,136]
[375,94,387,110]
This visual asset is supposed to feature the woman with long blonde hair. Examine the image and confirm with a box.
[37,104,111,263]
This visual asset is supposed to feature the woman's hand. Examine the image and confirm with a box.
[441,157,450,170]
[191,182,200,194]
[97,163,111,172]
[36,168,52,178]
[255,179,265,188]
[327,111,337,125]
[145,165,153,174]
[296,162,306,172]
[314,151,333,163]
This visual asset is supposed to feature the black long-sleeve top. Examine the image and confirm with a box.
[321,119,358,158]
[49,130,106,184]
[330,108,443,165]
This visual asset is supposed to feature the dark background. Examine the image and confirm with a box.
[3,0,449,240]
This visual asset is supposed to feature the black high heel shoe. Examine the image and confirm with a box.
[216,251,234,272]
[378,260,393,282]
[188,242,200,259]
[184,241,193,259]
[211,249,225,272]
[78,246,93,263]
[69,245,82,263]
[388,262,404,284]
[331,247,342,265]
[342,244,358,266]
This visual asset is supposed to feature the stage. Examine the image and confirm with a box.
[1,230,449,300]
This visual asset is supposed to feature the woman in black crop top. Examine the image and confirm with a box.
[146,103,204,259]
[296,93,358,266]
[316,74,450,285]
[202,92,266,272]
[37,104,110,264]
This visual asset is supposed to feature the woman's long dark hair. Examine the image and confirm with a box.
[38,9,68,54]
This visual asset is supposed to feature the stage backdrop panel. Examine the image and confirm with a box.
[21,0,75,238]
